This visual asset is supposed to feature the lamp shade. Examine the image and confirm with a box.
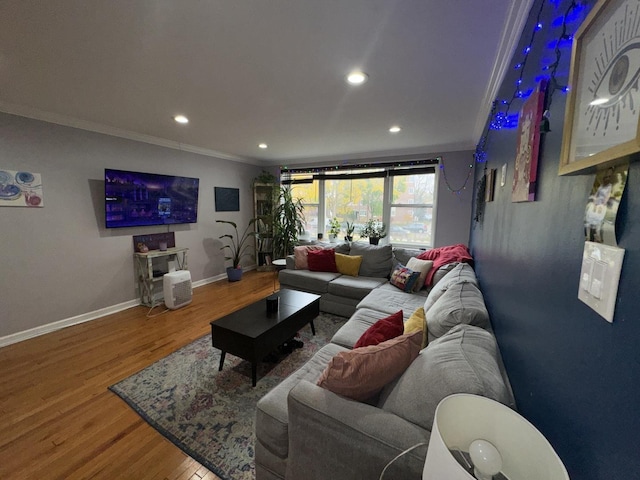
[423,394,569,480]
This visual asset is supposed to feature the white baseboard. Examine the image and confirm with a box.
[0,268,259,348]
[0,299,139,348]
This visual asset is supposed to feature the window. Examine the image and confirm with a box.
[290,181,319,238]
[282,159,437,247]
[325,176,384,241]
[389,172,435,246]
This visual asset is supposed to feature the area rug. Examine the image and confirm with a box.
[109,312,346,480]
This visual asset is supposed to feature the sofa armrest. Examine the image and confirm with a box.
[286,380,429,480]
[285,255,295,269]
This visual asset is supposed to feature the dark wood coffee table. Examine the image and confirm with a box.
[210,288,320,386]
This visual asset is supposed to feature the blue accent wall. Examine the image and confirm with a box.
[469,1,640,479]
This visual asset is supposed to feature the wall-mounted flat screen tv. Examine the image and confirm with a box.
[105,168,199,228]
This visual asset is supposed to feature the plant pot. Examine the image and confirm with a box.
[329,235,337,243]
[226,266,243,282]
[369,237,380,245]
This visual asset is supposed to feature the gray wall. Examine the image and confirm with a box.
[0,112,261,339]
[433,150,474,247]
[469,1,639,478]
[0,113,473,342]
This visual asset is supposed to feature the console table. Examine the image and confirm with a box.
[134,247,188,307]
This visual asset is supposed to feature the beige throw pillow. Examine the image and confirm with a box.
[406,257,434,292]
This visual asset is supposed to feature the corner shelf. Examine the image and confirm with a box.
[254,182,277,271]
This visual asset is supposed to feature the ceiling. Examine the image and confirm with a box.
[0,0,533,166]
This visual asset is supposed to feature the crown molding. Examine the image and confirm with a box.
[0,101,259,165]
[473,0,536,143]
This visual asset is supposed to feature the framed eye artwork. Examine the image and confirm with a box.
[559,0,640,175]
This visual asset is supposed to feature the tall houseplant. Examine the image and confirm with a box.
[272,186,305,258]
[216,219,258,281]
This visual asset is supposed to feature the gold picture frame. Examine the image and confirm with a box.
[559,0,640,175]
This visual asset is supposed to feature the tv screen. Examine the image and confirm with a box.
[105,168,199,228]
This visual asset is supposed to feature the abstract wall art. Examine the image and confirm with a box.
[0,169,44,207]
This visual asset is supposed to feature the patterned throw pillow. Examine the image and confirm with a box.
[389,264,420,292]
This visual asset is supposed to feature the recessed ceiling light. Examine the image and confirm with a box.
[173,115,189,124]
[258,143,268,149]
[346,71,368,85]
[389,125,402,133]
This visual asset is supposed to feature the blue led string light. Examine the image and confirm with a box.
[473,0,583,165]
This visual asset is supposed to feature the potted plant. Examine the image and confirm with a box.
[216,219,258,281]
[328,218,341,242]
[344,221,355,242]
[272,186,305,258]
[360,219,387,245]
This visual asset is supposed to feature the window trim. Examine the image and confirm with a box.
[282,158,439,247]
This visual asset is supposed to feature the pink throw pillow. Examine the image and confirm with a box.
[353,310,404,348]
[293,245,323,269]
[307,248,338,273]
[317,331,422,401]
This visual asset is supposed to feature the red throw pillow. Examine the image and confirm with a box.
[307,248,338,273]
[354,310,404,348]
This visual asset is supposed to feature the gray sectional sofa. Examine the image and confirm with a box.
[255,244,514,480]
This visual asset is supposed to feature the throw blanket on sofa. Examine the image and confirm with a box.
[418,244,473,286]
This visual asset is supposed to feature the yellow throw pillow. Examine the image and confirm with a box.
[404,307,425,334]
[335,253,363,276]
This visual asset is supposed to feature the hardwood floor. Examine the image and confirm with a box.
[0,270,278,480]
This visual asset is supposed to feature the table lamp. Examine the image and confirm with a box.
[423,394,569,480]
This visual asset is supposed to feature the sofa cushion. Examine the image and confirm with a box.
[279,269,341,294]
[294,245,323,269]
[424,262,478,312]
[308,248,338,272]
[426,281,489,341]
[357,283,428,320]
[317,331,422,401]
[335,253,363,276]
[319,293,360,318]
[334,243,351,255]
[354,310,404,348]
[349,243,393,278]
[256,342,348,459]
[389,264,421,292]
[430,262,459,287]
[327,275,387,301]
[406,258,433,292]
[378,325,511,431]
[392,247,426,267]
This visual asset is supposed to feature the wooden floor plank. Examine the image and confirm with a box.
[0,270,277,480]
